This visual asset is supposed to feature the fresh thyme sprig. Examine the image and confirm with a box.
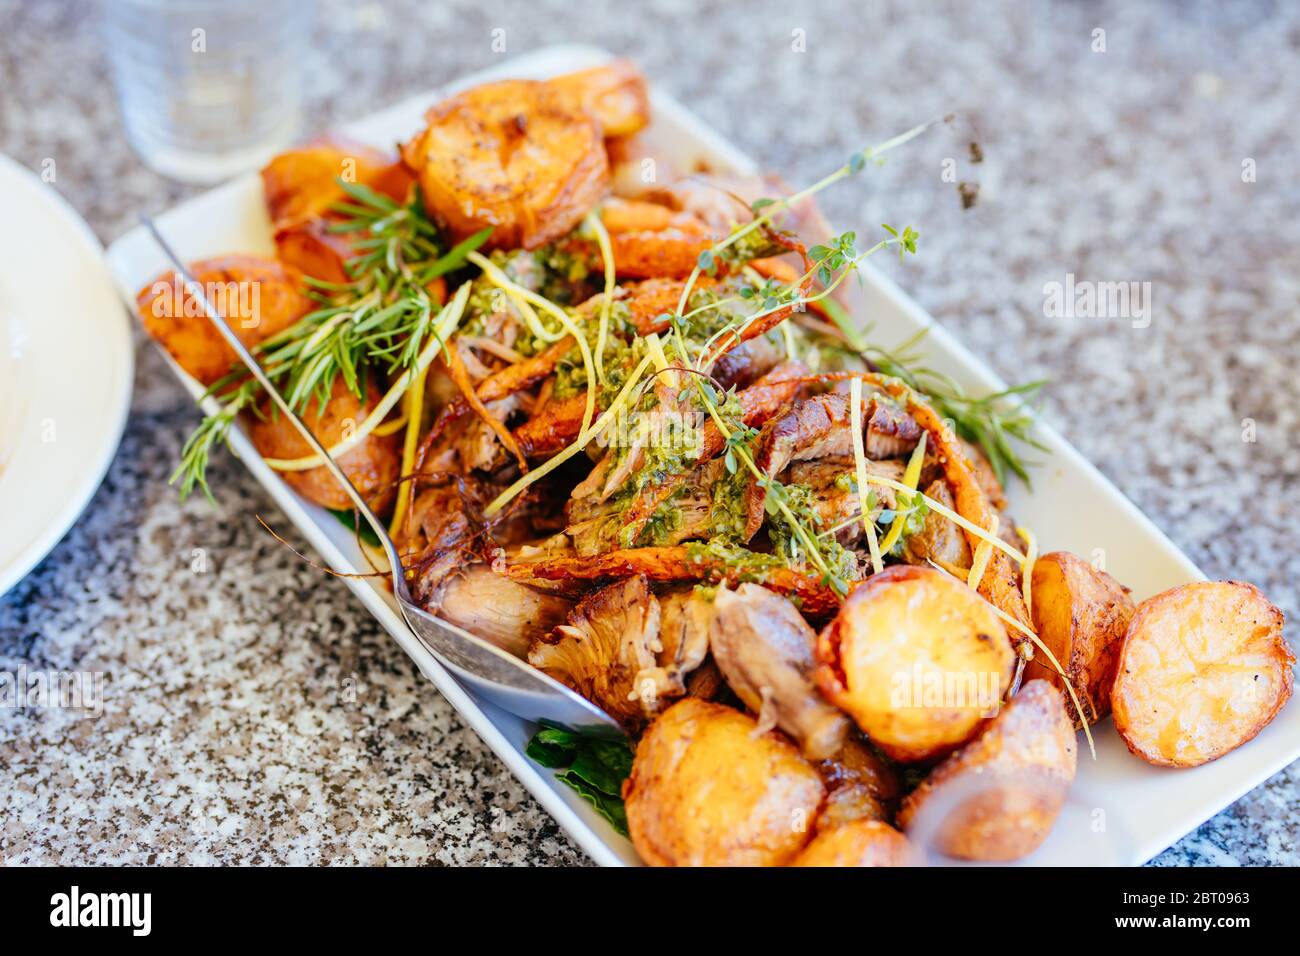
[859,328,1048,486]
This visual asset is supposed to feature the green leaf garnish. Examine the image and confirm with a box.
[525,723,633,837]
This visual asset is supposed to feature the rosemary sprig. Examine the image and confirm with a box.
[171,180,489,500]
[170,380,259,503]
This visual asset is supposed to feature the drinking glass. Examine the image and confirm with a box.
[101,0,314,184]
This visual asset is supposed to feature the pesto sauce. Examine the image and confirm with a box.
[685,539,784,580]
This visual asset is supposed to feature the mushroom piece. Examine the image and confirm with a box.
[427,565,575,659]
[649,586,715,695]
[528,574,674,731]
[708,583,850,760]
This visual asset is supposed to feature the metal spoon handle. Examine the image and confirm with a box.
[142,218,408,598]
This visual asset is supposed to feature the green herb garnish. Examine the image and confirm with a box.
[526,724,633,836]
[172,180,490,501]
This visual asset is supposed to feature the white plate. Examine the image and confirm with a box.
[0,155,134,599]
[104,45,1298,867]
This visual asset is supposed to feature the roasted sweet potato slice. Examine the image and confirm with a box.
[1111,581,1292,768]
[249,376,400,512]
[897,679,1077,862]
[260,134,412,229]
[136,255,312,387]
[401,79,608,249]
[1026,551,1134,725]
[814,564,1015,762]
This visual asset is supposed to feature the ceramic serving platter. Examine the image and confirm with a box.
[104,44,1298,867]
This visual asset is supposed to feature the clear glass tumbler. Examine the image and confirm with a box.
[101,0,314,184]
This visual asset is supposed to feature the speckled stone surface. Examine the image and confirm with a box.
[1,0,1297,865]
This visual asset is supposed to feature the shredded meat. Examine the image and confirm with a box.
[617,360,807,544]
[740,392,920,540]
[782,457,905,545]
[902,478,972,570]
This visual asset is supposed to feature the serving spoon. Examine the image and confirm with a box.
[144,220,621,736]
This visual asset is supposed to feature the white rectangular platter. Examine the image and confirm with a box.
[105,44,1299,867]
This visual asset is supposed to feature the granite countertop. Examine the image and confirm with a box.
[1,0,1297,865]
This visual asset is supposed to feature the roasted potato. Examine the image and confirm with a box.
[624,699,825,866]
[547,60,650,138]
[1111,581,1292,768]
[136,255,312,387]
[814,565,1016,762]
[402,79,608,250]
[1026,551,1135,725]
[898,679,1077,862]
[790,819,913,867]
[249,376,400,512]
[260,134,412,229]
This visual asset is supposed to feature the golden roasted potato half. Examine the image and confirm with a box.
[260,134,412,229]
[1027,551,1135,725]
[249,376,400,512]
[547,60,650,139]
[401,79,609,250]
[1111,581,1292,768]
[898,679,1077,862]
[815,565,1016,763]
[624,699,825,866]
[791,819,912,867]
[136,255,312,387]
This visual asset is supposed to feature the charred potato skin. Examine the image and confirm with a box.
[898,680,1077,862]
[249,377,400,512]
[790,819,912,867]
[814,565,1015,763]
[136,255,312,387]
[1027,551,1135,725]
[624,699,825,867]
[1111,581,1293,768]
